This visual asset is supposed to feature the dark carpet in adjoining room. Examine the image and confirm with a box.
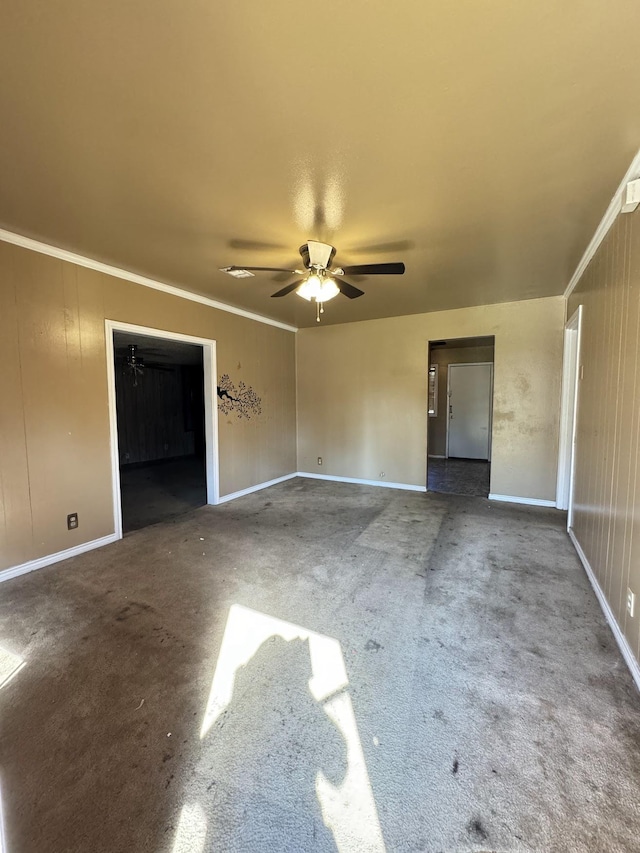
[120,455,206,532]
[1,479,639,852]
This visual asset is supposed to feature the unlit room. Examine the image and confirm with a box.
[1,3,640,852]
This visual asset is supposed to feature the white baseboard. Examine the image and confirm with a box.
[0,533,119,585]
[568,528,640,691]
[297,472,427,492]
[217,473,297,504]
[489,493,556,507]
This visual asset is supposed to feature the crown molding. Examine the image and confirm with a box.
[565,147,640,300]
[0,228,298,333]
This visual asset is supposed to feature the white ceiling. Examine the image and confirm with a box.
[1,1,639,327]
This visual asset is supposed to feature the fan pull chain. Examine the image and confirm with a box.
[316,300,320,322]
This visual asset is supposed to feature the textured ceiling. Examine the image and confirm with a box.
[1,1,640,327]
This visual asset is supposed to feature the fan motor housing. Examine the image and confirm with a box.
[299,242,336,270]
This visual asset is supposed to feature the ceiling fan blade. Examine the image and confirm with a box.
[339,262,405,276]
[272,269,298,282]
[271,280,303,298]
[336,278,364,299]
[224,265,300,274]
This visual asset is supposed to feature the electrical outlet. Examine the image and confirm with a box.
[379,472,386,478]
[627,588,635,618]
[317,457,322,466]
[67,513,78,530]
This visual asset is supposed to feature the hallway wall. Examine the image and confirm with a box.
[115,363,198,465]
[568,209,640,666]
[0,241,296,571]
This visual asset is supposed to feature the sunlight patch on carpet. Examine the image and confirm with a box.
[199,603,385,852]
[171,802,207,853]
[0,647,25,691]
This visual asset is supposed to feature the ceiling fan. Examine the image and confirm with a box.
[121,344,175,386]
[221,240,405,321]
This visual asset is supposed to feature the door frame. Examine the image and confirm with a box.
[105,320,220,539]
[445,362,494,460]
[556,306,583,522]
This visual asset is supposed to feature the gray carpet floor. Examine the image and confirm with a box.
[1,479,639,852]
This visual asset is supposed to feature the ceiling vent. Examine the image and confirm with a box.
[220,267,256,278]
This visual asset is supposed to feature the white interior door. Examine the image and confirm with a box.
[447,363,493,459]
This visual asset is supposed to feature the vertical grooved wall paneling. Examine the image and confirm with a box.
[0,242,296,571]
[568,210,640,662]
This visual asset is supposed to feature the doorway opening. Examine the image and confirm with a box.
[427,335,495,497]
[106,322,219,536]
[556,306,582,525]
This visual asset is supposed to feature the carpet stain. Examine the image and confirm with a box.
[114,601,155,621]
[467,817,489,841]
[365,639,383,652]
[452,758,459,774]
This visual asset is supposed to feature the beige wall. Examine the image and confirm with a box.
[428,344,494,457]
[0,242,296,571]
[568,211,640,664]
[297,296,564,498]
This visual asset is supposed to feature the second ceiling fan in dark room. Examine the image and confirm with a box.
[221,240,406,321]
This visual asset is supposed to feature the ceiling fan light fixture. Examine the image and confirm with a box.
[296,274,321,301]
[296,274,339,303]
[225,239,404,320]
[319,277,339,301]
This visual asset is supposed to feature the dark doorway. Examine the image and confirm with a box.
[113,332,206,532]
[427,335,495,498]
